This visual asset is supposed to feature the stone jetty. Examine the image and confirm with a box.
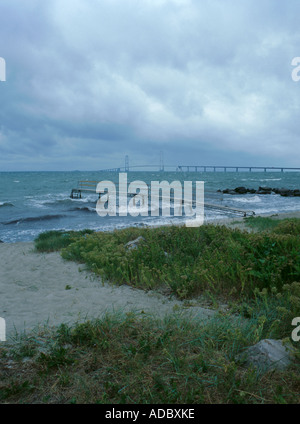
[219,186,300,197]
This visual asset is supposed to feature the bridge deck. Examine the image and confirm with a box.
[95,165,300,172]
[177,165,300,172]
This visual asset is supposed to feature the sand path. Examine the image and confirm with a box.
[0,242,214,339]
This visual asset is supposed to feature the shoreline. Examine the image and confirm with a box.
[1,211,299,340]
[205,209,300,228]
[2,210,300,244]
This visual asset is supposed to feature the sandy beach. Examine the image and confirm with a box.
[1,211,299,340]
[0,241,215,339]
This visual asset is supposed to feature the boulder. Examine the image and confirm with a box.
[125,236,146,250]
[277,188,293,197]
[237,339,295,371]
[256,186,272,194]
[219,186,299,197]
[259,186,272,191]
[223,189,238,195]
[293,189,300,197]
[234,186,248,194]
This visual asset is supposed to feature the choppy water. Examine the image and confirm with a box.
[0,170,299,242]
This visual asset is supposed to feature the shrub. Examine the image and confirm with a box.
[60,221,300,300]
[34,229,94,252]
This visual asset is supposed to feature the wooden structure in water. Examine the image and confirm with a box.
[70,181,99,199]
[70,181,255,217]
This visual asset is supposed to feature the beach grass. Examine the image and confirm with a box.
[0,310,299,404]
[242,216,282,232]
[243,215,300,233]
[57,218,300,302]
[34,229,94,252]
[1,216,299,404]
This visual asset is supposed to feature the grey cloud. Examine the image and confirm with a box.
[0,0,300,170]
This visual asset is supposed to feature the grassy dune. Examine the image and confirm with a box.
[0,216,299,404]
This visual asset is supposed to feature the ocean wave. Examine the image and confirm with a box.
[27,196,95,209]
[42,198,77,207]
[3,214,66,225]
[259,178,282,182]
[228,195,262,204]
[0,202,15,208]
[58,197,92,203]
[69,206,96,213]
[240,178,282,182]
[48,197,95,205]
[251,205,300,214]
[138,216,184,228]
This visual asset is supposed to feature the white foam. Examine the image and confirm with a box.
[259,178,282,182]
[229,195,262,203]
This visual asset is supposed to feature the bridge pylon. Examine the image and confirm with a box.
[125,155,129,172]
[159,151,164,172]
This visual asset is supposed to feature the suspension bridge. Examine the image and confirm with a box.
[97,154,300,173]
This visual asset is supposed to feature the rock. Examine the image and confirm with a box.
[223,189,237,195]
[0,240,3,243]
[256,190,271,195]
[234,186,248,194]
[259,186,272,191]
[278,188,293,197]
[220,187,299,197]
[237,339,295,371]
[256,186,272,194]
[125,236,146,250]
[275,187,300,197]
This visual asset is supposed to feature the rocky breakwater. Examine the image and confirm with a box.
[219,186,300,197]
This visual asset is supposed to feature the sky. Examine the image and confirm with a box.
[0,0,300,171]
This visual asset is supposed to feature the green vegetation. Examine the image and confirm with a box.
[243,215,282,232]
[244,216,300,234]
[1,216,299,404]
[34,229,94,252]
[0,311,299,404]
[58,218,300,302]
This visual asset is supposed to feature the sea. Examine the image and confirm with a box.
[0,170,299,243]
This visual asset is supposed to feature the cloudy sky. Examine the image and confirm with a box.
[0,0,300,171]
